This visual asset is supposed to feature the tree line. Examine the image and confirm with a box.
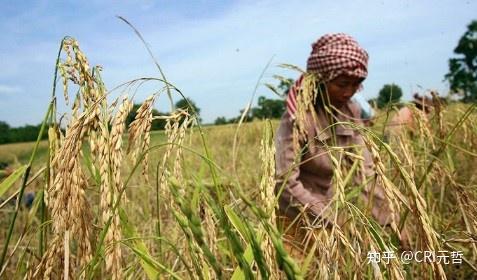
[0,83,412,145]
[0,98,199,145]
[0,82,426,144]
[0,122,48,144]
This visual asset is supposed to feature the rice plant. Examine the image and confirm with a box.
[0,30,476,280]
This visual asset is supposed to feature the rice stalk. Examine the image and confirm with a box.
[128,95,156,184]
[258,120,279,279]
[100,97,133,280]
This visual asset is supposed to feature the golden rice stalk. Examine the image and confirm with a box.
[43,124,62,207]
[454,182,477,259]
[57,38,77,105]
[259,124,279,278]
[345,203,405,280]
[362,135,447,279]
[99,97,132,280]
[172,111,194,189]
[292,73,321,151]
[128,95,155,184]
[31,236,63,279]
[154,110,195,273]
[410,105,435,150]
[202,202,218,257]
[157,117,178,211]
[368,244,384,280]
[61,38,104,159]
[98,120,112,223]
[33,109,95,278]
[110,97,133,193]
[33,38,107,278]
[88,67,109,165]
[361,135,405,231]
[259,125,276,221]
[156,110,190,209]
[330,149,347,204]
[328,150,382,278]
[314,228,334,279]
[395,137,416,180]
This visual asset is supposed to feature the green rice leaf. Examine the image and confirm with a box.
[120,209,160,280]
[0,165,27,197]
[224,205,250,241]
[230,244,255,280]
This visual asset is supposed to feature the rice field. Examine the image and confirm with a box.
[1,36,477,279]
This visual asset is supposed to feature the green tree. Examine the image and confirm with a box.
[445,20,477,102]
[175,98,201,123]
[150,111,167,130]
[126,104,141,128]
[266,77,295,98]
[0,121,48,144]
[126,103,167,131]
[251,96,285,119]
[0,121,10,144]
[377,84,403,109]
[175,98,200,115]
[214,116,228,125]
[8,125,45,143]
[278,78,294,96]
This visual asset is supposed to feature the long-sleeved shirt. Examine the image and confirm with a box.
[275,100,393,226]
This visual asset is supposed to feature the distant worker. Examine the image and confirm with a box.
[388,93,433,135]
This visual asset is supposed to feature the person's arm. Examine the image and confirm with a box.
[349,101,396,226]
[275,112,327,217]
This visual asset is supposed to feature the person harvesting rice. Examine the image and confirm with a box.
[388,93,434,135]
[274,33,408,253]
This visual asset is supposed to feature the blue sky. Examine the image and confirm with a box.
[1,0,476,126]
